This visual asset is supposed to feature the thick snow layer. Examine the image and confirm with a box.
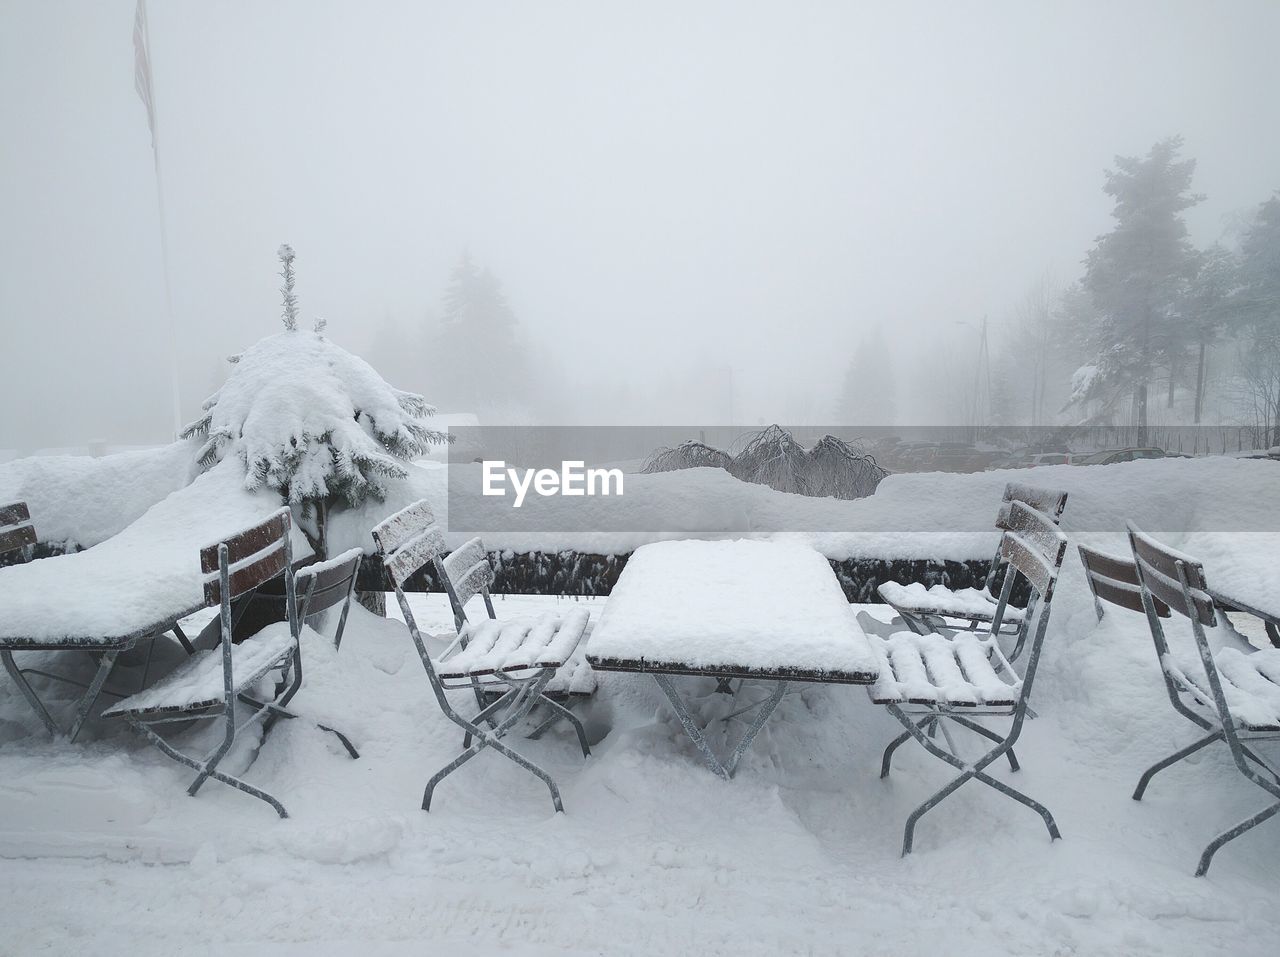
[328,455,1280,565]
[876,581,1025,620]
[587,540,878,678]
[0,458,311,644]
[0,440,198,550]
[2,593,1279,955]
[184,331,446,506]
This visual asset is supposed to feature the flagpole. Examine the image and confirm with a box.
[134,0,184,439]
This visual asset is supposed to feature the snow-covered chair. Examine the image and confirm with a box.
[104,509,359,818]
[877,482,1067,638]
[373,500,591,812]
[871,500,1068,856]
[297,547,363,650]
[440,537,596,736]
[1126,525,1280,876]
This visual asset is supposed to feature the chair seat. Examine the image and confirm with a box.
[438,609,590,683]
[877,581,1026,623]
[104,623,301,717]
[1171,647,1280,732]
[543,646,598,697]
[868,631,1021,707]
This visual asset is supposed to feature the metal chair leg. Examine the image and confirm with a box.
[1196,800,1280,876]
[1132,730,1223,800]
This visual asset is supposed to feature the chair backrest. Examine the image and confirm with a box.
[1127,525,1216,628]
[296,546,363,649]
[199,507,294,607]
[1077,544,1168,620]
[440,536,496,628]
[0,501,36,559]
[371,500,446,590]
[372,499,452,702]
[999,500,1069,604]
[986,483,1068,595]
[995,482,1068,531]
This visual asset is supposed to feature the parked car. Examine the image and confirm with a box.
[1073,447,1166,466]
[1026,452,1072,467]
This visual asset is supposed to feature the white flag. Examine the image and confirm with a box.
[133,0,156,150]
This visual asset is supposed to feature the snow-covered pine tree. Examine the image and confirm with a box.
[181,246,449,556]
[1232,194,1280,446]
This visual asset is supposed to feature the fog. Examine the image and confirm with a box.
[3,0,1279,449]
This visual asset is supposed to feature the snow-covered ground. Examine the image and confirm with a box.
[2,580,1279,955]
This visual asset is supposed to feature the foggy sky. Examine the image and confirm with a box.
[3,0,1279,448]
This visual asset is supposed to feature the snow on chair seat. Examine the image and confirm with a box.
[876,582,1026,622]
[1165,647,1280,732]
[868,631,1021,707]
[104,623,299,717]
[543,646,598,697]
[437,609,590,684]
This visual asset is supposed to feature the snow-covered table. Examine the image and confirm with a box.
[0,460,310,739]
[1183,534,1280,648]
[586,539,878,778]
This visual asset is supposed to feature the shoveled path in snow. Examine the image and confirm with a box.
[0,591,1278,956]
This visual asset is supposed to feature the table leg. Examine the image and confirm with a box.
[66,650,120,743]
[1,649,59,736]
[652,674,788,780]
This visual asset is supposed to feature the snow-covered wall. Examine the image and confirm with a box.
[0,440,199,550]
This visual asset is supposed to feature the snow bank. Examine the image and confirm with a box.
[0,457,311,643]
[328,456,1280,563]
[0,440,198,550]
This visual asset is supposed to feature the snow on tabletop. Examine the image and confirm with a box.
[586,539,878,679]
[0,457,311,645]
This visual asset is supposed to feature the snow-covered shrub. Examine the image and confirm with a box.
[181,247,448,554]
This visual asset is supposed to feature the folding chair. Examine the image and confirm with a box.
[871,500,1068,855]
[1126,524,1280,876]
[439,536,597,740]
[372,500,590,812]
[878,482,1067,637]
[297,547,363,650]
[104,509,358,818]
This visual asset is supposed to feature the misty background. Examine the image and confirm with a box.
[3,0,1279,450]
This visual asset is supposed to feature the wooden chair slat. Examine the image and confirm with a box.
[1004,500,1065,565]
[372,501,438,555]
[1133,552,1216,626]
[0,524,37,556]
[1002,482,1068,522]
[1129,527,1209,592]
[199,509,290,574]
[383,525,448,587]
[203,544,289,606]
[0,502,31,528]
[442,538,494,610]
[1001,530,1058,598]
[1078,544,1169,617]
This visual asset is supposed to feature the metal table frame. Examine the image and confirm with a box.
[0,616,197,742]
[589,656,876,779]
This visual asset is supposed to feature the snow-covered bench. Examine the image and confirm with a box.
[104,508,358,818]
[877,481,1067,637]
[1126,525,1280,876]
[373,500,591,813]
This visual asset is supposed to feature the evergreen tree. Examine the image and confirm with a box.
[1082,137,1203,442]
[433,254,529,412]
[836,327,897,426]
[1232,194,1280,445]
